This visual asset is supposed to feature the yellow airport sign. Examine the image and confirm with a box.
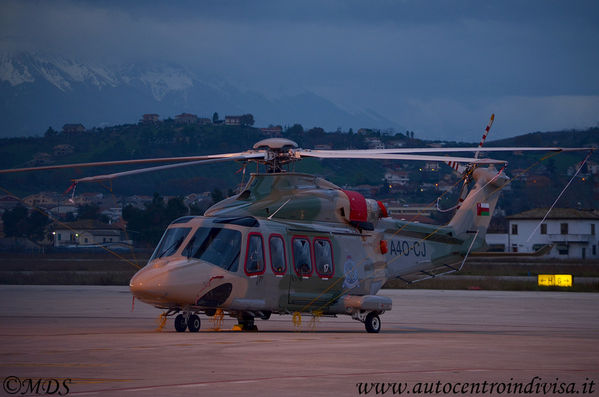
[538,274,572,287]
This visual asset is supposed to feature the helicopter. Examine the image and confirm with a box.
[0,127,592,333]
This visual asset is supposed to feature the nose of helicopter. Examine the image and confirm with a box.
[129,267,169,302]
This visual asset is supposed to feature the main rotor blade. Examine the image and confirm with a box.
[72,154,263,184]
[0,151,259,174]
[296,150,507,164]
[305,146,592,155]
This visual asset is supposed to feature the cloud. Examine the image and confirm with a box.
[1,0,599,139]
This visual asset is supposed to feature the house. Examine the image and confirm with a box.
[0,195,21,212]
[71,192,104,206]
[48,205,78,219]
[140,114,160,124]
[23,192,61,209]
[506,208,599,258]
[124,195,154,209]
[384,170,410,186]
[260,126,283,137]
[53,144,75,156]
[50,220,125,248]
[198,118,212,125]
[27,152,54,166]
[225,115,242,126]
[175,113,199,124]
[364,137,384,149]
[424,161,439,171]
[100,207,123,223]
[62,124,85,133]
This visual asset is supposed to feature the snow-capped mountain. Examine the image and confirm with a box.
[0,52,400,137]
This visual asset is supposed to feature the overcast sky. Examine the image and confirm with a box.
[2,0,599,140]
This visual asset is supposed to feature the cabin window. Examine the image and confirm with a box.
[150,227,192,260]
[540,224,547,235]
[292,237,312,277]
[314,238,334,278]
[182,227,242,272]
[592,224,595,235]
[269,234,287,275]
[244,233,265,276]
[560,223,568,235]
[511,224,518,235]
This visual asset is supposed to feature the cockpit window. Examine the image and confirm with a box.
[150,227,191,260]
[181,228,242,272]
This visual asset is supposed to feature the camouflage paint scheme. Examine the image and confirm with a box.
[130,168,508,320]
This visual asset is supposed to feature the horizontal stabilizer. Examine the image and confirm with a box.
[469,244,553,257]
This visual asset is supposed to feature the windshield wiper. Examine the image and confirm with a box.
[157,238,183,259]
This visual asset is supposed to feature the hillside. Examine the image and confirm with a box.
[0,123,597,218]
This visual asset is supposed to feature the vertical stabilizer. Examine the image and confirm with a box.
[448,167,508,239]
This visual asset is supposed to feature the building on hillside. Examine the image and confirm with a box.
[100,207,123,223]
[48,205,78,219]
[49,220,126,248]
[384,170,410,187]
[175,113,199,124]
[53,144,75,156]
[27,152,54,166]
[71,192,104,206]
[23,192,62,209]
[124,195,154,209]
[224,115,242,126]
[260,126,283,137]
[0,195,21,212]
[140,114,160,124]
[364,137,384,149]
[62,124,85,133]
[506,208,599,259]
[198,118,212,125]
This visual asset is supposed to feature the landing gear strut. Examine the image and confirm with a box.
[236,313,258,331]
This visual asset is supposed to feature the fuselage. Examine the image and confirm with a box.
[130,172,475,316]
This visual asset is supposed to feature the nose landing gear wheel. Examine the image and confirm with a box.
[188,314,201,332]
[365,312,381,333]
[174,314,187,332]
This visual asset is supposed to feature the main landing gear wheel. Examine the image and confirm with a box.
[188,314,201,332]
[237,314,258,331]
[365,312,381,333]
[174,314,187,332]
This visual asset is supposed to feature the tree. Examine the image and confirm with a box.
[240,114,255,126]
[307,127,325,135]
[211,188,224,203]
[78,204,100,221]
[1,205,49,241]
[286,124,304,135]
[44,126,58,138]
[212,112,219,123]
